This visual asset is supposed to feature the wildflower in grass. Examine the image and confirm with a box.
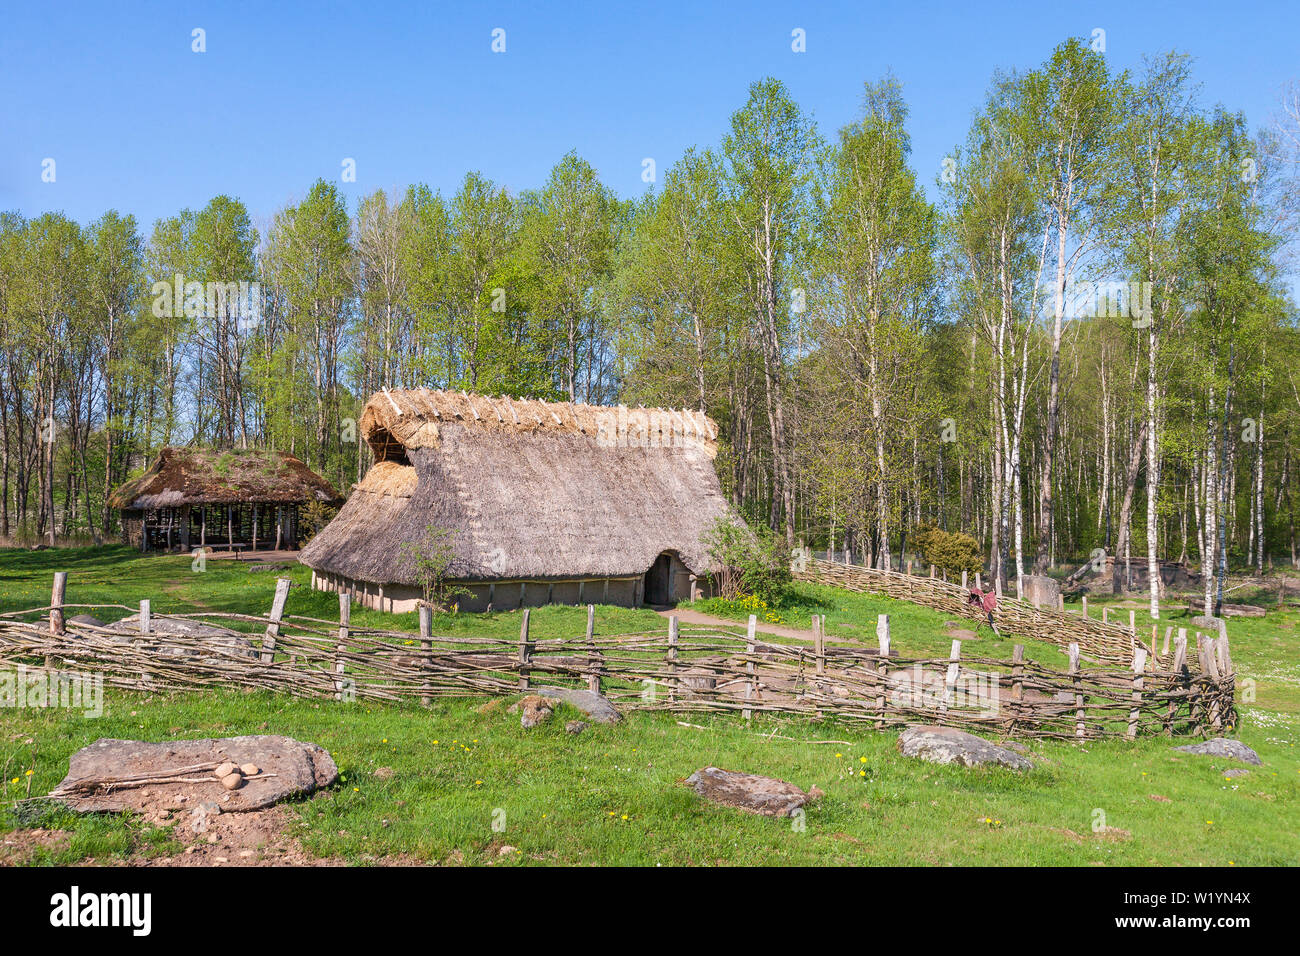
[9,778,17,785]
[475,780,482,785]
[859,756,867,764]
[835,753,842,758]
[621,814,629,820]
[24,770,32,776]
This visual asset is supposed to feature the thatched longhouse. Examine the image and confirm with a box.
[300,389,733,612]
[110,447,341,552]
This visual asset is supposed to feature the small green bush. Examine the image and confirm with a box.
[910,524,982,576]
[701,515,793,604]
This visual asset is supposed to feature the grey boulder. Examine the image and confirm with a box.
[898,725,1033,770]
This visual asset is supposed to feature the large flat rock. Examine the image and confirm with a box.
[50,735,338,813]
[1173,738,1261,765]
[685,766,820,817]
[530,686,622,724]
[898,725,1033,770]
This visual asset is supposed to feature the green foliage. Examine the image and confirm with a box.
[701,514,792,604]
[910,525,983,576]
[399,525,471,611]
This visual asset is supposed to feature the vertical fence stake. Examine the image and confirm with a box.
[1081,595,1088,619]
[961,570,968,590]
[139,599,151,635]
[585,605,600,694]
[260,577,291,664]
[419,603,433,707]
[875,619,890,729]
[1200,635,1222,733]
[812,614,825,717]
[667,616,679,704]
[1167,635,1188,735]
[334,592,349,701]
[742,614,757,720]
[1010,645,1025,731]
[1162,625,1173,657]
[50,572,67,636]
[518,608,532,691]
[1069,643,1085,738]
[1127,647,1147,739]
[940,639,961,715]
[1129,609,1136,633]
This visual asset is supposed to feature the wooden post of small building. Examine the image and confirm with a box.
[261,577,290,664]
[742,614,757,720]
[667,616,679,704]
[139,599,151,635]
[49,571,67,636]
[334,592,349,701]
[1069,642,1085,738]
[518,608,532,691]
[875,617,890,729]
[585,605,600,694]
[1127,647,1147,740]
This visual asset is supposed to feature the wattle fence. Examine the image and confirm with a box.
[0,571,1236,739]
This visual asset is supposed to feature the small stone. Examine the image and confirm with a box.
[374,766,394,780]
[214,856,229,863]
[515,695,554,729]
[565,721,588,735]
[238,849,255,858]
[206,834,219,844]
[215,761,237,778]
[239,763,260,776]
[1223,768,1251,779]
[497,844,516,856]
[220,772,243,790]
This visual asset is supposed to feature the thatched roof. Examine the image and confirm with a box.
[300,389,733,584]
[109,447,341,511]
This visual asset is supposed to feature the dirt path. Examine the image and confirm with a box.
[656,607,819,643]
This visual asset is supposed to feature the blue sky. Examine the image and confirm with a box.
[2,0,1298,232]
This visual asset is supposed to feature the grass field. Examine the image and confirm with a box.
[2,546,1297,866]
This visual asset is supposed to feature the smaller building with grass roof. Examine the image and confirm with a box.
[109,447,341,553]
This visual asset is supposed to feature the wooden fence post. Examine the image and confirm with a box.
[1167,634,1188,735]
[940,639,961,715]
[812,614,826,717]
[49,572,67,636]
[585,604,600,694]
[1129,609,1136,633]
[518,608,532,691]
[742,614,757,720]
[261,577,290,664]
[667,615,679,704]
[975,572,982,590]
[961,570,968,589]
[1199,635,1222,733]
[1127,647,1147,739]
[1162,625,1173,657]
[1010,645,1025,729]
[875,619,890,729]
[1081,595,1088,619]
[334,592,349,701]
[419,603,433,707]
[1069,643,1085,738]
[139,599,151,635]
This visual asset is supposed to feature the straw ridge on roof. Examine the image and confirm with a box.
[108,447,341,511]
[300,389,733,585]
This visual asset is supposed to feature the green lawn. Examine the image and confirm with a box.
[1,546,1297,866]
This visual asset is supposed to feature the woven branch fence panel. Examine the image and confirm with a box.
[0,574,1236,740]
[798,558,1153,666]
